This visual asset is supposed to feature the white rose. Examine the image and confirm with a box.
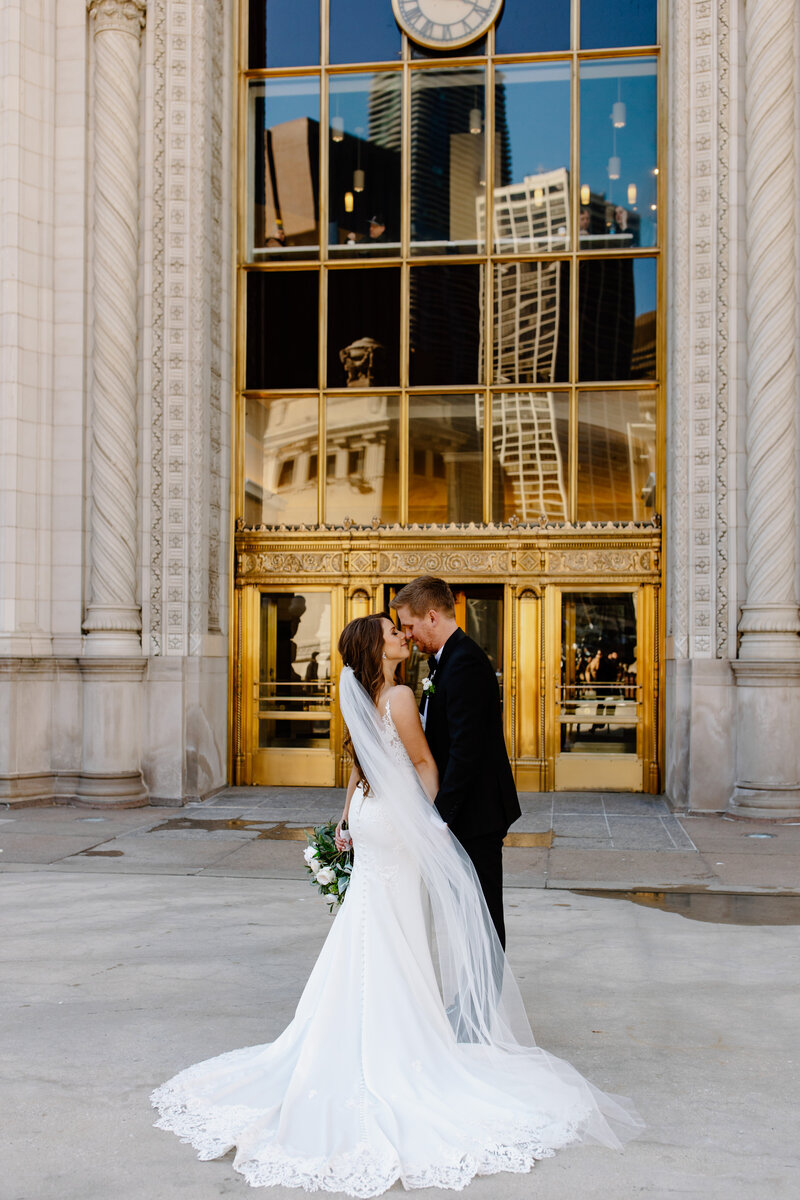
[303,846,318,866]
[315,866,336,886]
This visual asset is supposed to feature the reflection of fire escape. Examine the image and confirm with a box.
[482,167,570,253]
[479,170,570,386]
[476,392,568,522]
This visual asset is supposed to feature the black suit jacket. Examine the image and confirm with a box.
[425,629,521,840]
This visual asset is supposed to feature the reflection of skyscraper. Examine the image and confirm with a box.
[482,167,570,253]
[405,72,511,385]
[478,392,569,522]
[480,168,570,388]
[477,169,572,521]
[367,73,402,153]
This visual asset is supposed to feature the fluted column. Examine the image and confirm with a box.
[729,0,800,817]
[83,0,146,656]
[76,0,148,808]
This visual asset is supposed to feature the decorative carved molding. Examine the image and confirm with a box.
[84,0,146,647]
[238,551,345,579]
[378,549,509,576]
[235,528,661,585]
[738,0,800,658]
[668,0,732,660]
[714,0,730,659]
[148,0,228,655]
[547,550,655,576]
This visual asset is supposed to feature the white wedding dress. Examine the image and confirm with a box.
[152,670,643,1195]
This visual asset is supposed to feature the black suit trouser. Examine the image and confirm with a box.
[456,831,506,950]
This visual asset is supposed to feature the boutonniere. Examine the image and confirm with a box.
[422,676,436,697]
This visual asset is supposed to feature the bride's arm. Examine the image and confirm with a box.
[387,686,439,804]
[335,767,359,850]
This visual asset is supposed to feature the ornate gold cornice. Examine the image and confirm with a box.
[235,521,661,586]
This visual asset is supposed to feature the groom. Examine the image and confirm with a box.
[391,576,520,948]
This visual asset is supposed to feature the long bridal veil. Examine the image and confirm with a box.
[338,666,643,1150]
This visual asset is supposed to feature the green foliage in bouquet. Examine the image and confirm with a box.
[303,820,353,912]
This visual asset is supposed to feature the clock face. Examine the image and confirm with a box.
[392,0,504,50]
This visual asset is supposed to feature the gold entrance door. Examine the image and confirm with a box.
[243,588,337,786]
[551,589,656,792]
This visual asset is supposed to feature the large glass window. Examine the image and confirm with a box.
[410,68,486,255]
[249,0,320,69]
[409,395,483,524]
[325,393,400,525]
[328,73,401,256]
[409,265,482,386]
[245,396,319,527]
[327,268,401,387]
[577,390,657,522]
[329,0,402,64]
[493,63,571,252]
[490,392,570,524]
[238,2,663,527]
[248,77,321,261]
[495,0,570,54]
[580,58,659,248]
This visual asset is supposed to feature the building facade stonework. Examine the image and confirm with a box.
[0,1,798,814]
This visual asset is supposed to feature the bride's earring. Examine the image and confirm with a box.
[382,653,387,659]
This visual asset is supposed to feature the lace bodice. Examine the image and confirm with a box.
[380,695,409,767]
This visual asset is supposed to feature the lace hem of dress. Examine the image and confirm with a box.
[151,1081,589,1197]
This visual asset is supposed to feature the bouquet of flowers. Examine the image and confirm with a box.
[303,820,353,912]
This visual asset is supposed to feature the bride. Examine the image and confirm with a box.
[151,614,643,1195]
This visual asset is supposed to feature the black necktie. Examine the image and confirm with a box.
[427,655,438,674]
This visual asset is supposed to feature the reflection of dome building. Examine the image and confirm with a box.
[245,394,399,529]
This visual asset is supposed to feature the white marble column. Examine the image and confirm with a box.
[83,0,146,656]
[76,0,148,807]
[730,0,800,817]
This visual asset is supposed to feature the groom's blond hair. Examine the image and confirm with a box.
[391,576,455,618]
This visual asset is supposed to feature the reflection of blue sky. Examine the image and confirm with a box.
[581,0,657,50]
[633,257,657,317]
[263,0,319,68]
[499,64,570,182]
[329,0,401,64]
[258,78,320,128]
[330,73,400,137]
[495,0,570,55]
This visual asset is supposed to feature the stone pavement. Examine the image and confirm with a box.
[2,793,800,1200]
[2,788,800,895]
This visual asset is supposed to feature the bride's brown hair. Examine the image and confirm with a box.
[338,614,390,797]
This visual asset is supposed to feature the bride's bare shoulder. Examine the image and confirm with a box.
[384,684,417,715]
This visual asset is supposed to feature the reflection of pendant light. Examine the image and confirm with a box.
[344,190,354,213]
[533,187,544,207]
[353,125,364,193]
[469,107,482,135]
[627,182,637,205]
[612,79,626,128]
[331,115,344,142]
[608,127,620,180]
[580,183,590,205]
